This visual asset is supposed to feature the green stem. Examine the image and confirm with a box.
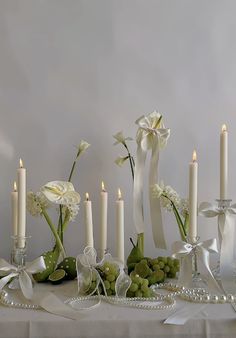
[163,195,187,241]
[41,208,66,258]
[124,143,135,181]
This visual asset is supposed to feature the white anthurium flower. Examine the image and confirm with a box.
[41,181,81,205]
[115,155,129,167]
[113,131,133,146]
[136,111,170,151]
[78,140,90,155]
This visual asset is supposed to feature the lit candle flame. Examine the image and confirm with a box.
[118,188,122,200]
[101,181,106,192]
[13,181,17,192]
[222,124,227,132]
[85,192,89,201]
[192,150,197,162]
[19,158,24,168]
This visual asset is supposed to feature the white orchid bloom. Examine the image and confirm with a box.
[115,155,129,167]
[113,131,132,146]
[136,111,170,150]
[41,181,81,205]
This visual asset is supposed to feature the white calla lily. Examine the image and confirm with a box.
[41,181,81,205]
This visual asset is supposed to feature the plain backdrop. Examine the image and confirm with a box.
[0,0,236,264]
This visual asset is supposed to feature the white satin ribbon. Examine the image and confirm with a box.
[199,202,236,294]
[76,247,131,306]
[133,111,170,248]
[0,257,45,299]
[172,239,221,292]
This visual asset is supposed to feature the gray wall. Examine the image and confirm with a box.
[0,0,235,262]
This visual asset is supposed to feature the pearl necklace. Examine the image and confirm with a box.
[0,290,39,309]
[65,294,176,310]
[152,282,236,304]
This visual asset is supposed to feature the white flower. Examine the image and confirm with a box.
[115,155,129,167]
[164,185,181,207]
[62,204,80,221]
[113,131,132,146]
[179,198,189,217]
[152,182,164,198]
[27,191,49,216]
[78,140,90,155]
[136,111,170,150]
[41,181,81,205]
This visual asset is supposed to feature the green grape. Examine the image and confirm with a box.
[110,281,116,291]
[90,281,96,290]
[158,261,165,269]
[164,265,170,273]
[148,270,165,285]
[143,289,152,298]
[135,290,143,298]
[152,264,160,271]
[104,280,110,290]
[107,274,116,282]
[130,271,141,284]
[142,279,149,287]
[173,258,179,267]
[141,284,149,293]
[140,259,148,265]
[129,282,138,292]
[106,289,112,296]
[151,258,159,266]
[134,262,152,278]
[158,256,167,264]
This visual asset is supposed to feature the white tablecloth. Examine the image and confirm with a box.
[1,281,236,338]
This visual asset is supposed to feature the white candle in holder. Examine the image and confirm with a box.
[11,181,18,237]
[189,150,198,241]
[84,193,94,247]
[17,159,26,248]
[220,124,228,199]
[116,188,124,263]
[100,181,108,257]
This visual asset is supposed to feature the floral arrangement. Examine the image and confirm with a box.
[152,182,189,241]
[26,140,90,282]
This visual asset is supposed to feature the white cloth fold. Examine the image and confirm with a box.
[133,111,170,248]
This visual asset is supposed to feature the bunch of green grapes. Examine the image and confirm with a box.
[94,261,120,296]
[149,256,180,279]
[126,271,153,298]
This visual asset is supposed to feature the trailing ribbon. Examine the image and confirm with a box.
[199,201,236,294]
[172,239,221,292]
[133,111,170,248]
[77,247,131,303]
[0,256,45,299]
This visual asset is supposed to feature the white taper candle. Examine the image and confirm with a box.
[84,193,94,248]
[220,124,228,199]
[11,181,18,237]
[100,181,108,258]
[116,188,124,263]
[189,150,198,241]
[17,159,26,248]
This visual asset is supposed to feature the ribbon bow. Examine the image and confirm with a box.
[199,201,236,294]
[172,239,221,292]
[0,256,46,299]
[77,247,131,299]
[133,111,170,248]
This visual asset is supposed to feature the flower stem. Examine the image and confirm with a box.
[41,208,66,258]
[124,143,135,181]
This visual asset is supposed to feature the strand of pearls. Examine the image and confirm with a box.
[153,282,236,304]
[0,290,39,309]
[65,294,176,310]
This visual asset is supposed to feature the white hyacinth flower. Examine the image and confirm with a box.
[62,204,80,221]
[179,198,189,216]
[115,155,129,167]
[27,191,49,216]
[113,131,133,146]
[152,182,164,199]
[41,181,81,206]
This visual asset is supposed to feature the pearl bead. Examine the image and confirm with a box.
[219,295,226,303]
[203,295,210,302]
[211,295,219,303]
[227,294,234,302]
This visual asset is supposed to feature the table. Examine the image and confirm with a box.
[0,281,236,338]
